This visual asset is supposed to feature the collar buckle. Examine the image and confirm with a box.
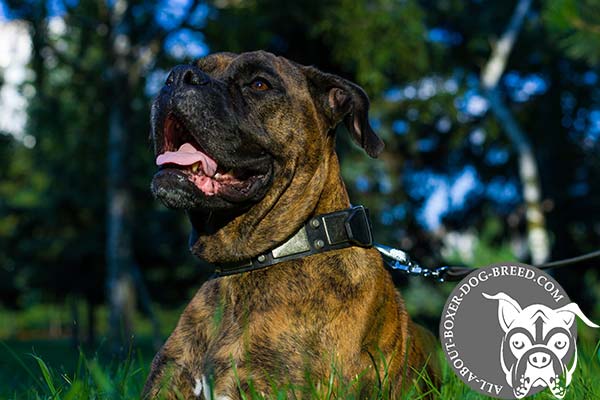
[344,205,373,247]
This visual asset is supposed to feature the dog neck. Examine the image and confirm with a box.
[188,152,354,264]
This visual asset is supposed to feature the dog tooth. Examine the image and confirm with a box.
[191,163,199,173]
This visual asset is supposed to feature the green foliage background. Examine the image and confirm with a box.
[0,0,599,397]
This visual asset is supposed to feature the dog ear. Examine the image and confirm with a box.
[302,66,384,158]
[555,303,600,329]
[483,292,522,332]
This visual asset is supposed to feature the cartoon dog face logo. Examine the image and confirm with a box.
[483,292,599,399]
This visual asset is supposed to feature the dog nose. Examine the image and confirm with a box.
[165,65,209,87]
[528,351,551,368]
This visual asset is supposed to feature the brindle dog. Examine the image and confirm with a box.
[144,51,439,399]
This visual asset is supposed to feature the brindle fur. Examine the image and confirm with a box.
[144,51,439,399]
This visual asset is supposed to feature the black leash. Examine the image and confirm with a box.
[376,244,600,282]
[536,250,600,269]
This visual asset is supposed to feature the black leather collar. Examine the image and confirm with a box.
[195,205,374,276]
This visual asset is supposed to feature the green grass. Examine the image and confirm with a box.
[1,337,598,399]
[0,338,155,399]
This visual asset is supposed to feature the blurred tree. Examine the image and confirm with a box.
[480,0,550,264]
[2,0,211,351]
[543,0,600,66]
[541,0,600,312]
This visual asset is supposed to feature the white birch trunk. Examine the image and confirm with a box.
[106,0,136,351]
[480,0,550,264]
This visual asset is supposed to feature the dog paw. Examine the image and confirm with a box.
[192,376,233,400]
[548,375,567,399]
[193,377,203,398]
[513,375,531,398]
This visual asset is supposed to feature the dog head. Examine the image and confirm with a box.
[150,51,383,263]
[483,292,599,399]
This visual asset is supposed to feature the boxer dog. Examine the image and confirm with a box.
[144,51,439,399]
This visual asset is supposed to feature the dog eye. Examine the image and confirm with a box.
[554,340,566,349]
[250,78,271,91]
[512,340,524,349]
[549,333,569,351]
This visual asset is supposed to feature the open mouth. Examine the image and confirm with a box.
[155,114,271,203]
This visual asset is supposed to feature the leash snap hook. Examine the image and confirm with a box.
[430,266,449,283]
[375,243,453,282]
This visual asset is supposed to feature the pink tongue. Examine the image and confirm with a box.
[156,143,218,177]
